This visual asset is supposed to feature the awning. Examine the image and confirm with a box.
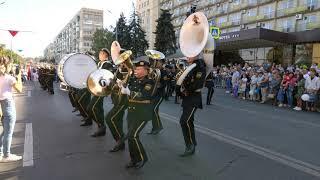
[216,28,320,50]
[216,28,295,51]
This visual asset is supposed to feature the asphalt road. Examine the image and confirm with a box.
[1,82,320,180]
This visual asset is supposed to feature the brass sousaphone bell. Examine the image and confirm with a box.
[177,11,215,86]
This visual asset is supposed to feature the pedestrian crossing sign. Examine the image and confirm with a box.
[210,26,220,40]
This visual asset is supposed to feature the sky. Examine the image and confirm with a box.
[0,0,134,58]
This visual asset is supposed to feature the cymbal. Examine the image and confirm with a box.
[87,69,114,96]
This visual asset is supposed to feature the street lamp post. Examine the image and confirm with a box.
[106,10,118,41]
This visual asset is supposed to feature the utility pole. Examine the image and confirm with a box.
[106,10,118,41]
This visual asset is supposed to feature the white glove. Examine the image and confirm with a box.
[116,79,122,86]
[121,85,130,95]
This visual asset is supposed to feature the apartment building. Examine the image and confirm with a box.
[45,8,103,63]
[137,0,160,49]
[160,0,320,65]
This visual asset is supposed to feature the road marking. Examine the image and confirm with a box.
[213,103,320,129]
[23,123,33,167]
[160,112,320,178]
[27,91,31,97]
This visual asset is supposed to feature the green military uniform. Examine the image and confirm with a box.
[68,87,78,111]
[105,68,128,152]
[177,59,206,157]
[38,67,47,90]
[78,89,91,124]
[46,67,56,94]
[124,60,156,169]
[149,67,167,135]
[86,60,114,137]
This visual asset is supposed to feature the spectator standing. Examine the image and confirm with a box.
[0,57,23,162]
[304,69,320,111]
[293,73,305,111]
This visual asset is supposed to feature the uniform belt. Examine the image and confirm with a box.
[129,99,151,104]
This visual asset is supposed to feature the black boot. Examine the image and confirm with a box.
[91,126,106,137]
[179,144,195,157]
[80,119,92,126]
[147,128,163,135]
[125,161,137,169]
[109,142,125,152]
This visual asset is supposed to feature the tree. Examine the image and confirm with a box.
[0,46,22,64]
[128,9,149,58]
[154,9,177,55]
[91,28,115,58]
[114,13,131,50]
[266,46,283,65]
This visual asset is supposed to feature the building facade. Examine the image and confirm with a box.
[137,0,160,49]
[160,0,320,65]
[43,43,55,61]
[45,8,103,63]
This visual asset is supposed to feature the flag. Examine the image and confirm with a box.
[8,30,18,37]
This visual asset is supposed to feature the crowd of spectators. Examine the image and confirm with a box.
[213,62,320,112]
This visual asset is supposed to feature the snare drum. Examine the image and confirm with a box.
[58,53,97,89]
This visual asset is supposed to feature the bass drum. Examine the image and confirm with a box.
[58,53,97,89]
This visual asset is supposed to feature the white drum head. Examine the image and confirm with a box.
[60,53,97,89]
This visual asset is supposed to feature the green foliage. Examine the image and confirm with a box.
[0,46,22,64]
[91,28,115,58]
[266,46,283,65]
[154,9,177,55]
[128,10,149,57]
[115,13,131,50]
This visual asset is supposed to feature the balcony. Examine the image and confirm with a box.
[297,20,320,31]
[243,15,264,23]
[217,21,232,28]
[277,5,308,17]
[231,19,241,26]
[276,25,294,33]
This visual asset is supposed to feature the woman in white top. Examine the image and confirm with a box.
[0,56,23,162]
[304,69,320,111]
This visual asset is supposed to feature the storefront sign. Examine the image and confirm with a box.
[219,33,240,40]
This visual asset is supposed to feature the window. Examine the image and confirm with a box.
[217,16,228,26]
[279,0,294,9]
[306,0,317,6]
[247,8,257,16]
[233,0,241,5]
[262,22,273,30]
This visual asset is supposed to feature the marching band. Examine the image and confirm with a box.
[40,11,215,169]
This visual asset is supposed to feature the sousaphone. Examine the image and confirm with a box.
[177,11,215,86]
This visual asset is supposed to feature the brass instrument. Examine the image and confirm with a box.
[177,11,215,86]
[175,58,187,80]
[145,50,164,95]
[87,69,114,96]
[114,50,134,87]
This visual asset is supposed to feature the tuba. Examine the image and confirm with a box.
[113,43,134,88]
[145,50,164,95]
[177,11,215,86]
